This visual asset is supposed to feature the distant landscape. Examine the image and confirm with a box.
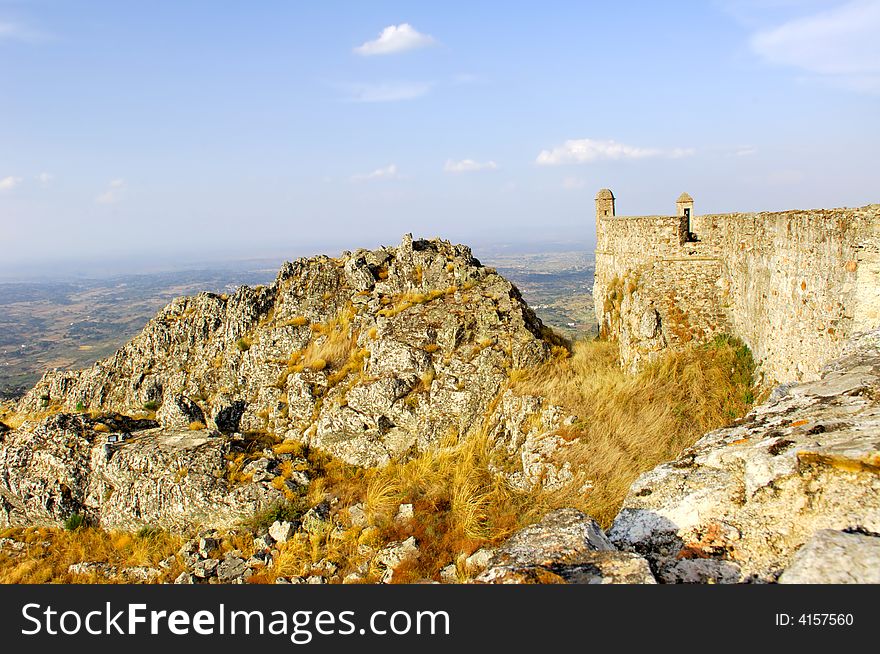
[0,246,594,400]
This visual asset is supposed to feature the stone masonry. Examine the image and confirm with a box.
[593,189,880,382]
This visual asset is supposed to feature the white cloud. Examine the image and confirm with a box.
[354,23,435,56]
[536,139,695,165]
[443,159,498,174]
[0,21,45,42]
[0,176,23,191]
[562,176,587,190]
[96,179,126,204]
[345,82,432,103]
[36,172,54,184]
[751,1,880,92]
[734,146,758,157]
[351,164,399,182]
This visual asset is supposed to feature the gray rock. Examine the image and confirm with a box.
[376,536,420,584]
[301,502,331,535]
[192,558,219,579]
[394,503,414,523]
[347,503,368,528]
[174,572,195,584]
[217,556,251,583]
[476,509,655,584]
[269,520,293,543]
[609,331,880,583]
[439,564,459,584]
[198,537,219,558]
[779,530,880,584]
[464,548,494,574]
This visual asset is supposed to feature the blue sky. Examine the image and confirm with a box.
[1,0,878,271]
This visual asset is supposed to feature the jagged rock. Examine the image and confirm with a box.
[12,235,552,482]
[0,415,286,531]
[301,502,331,535]
[376,536,420,583]
[198,537,219,558]
[192,558,219,579]
[0,537,26,552]
[343,572,365,584]
[476,508,656,584]
[120,566,162,583]
[346,503,368,528]
[156,395,205,430]
[778,530,880,584]
[174,572,195,584]
[465,548,494,574]
[243,458,275,483]
[213,401,247,434]
[394,503,414,523]
[608,330,880,583]
[439,564,459,584]
[68,562,117,578]
[269,520,294,543]
[217,555,251,583]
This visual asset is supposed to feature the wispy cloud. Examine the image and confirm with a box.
[734,146,758,157]
[0,20,48,43]
[443,159,498,174]
[750,0,880,93]
[536,138,695,165]
[36,172,54,185]
[344,81,432,103]
[354,23,435,56]
[0,175,23,191]
[351,164,399,182]
[96,178,126,204]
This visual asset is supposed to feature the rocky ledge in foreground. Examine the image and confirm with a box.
[607,330,880,583]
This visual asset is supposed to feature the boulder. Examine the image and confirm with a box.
[476,509,656,584]
[779,530,880,584]
[609,330,880,582]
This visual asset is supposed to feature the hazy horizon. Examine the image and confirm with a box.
[2,1,878,272]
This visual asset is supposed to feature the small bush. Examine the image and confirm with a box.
[63,513,86,531]
[246,497,308,534]
[236,337,251,352]
[75,401,86,412]
[188,421,206,431]
[142,400,160,411]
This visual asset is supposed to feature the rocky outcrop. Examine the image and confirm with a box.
[476,509,656,584]
[608,330,880,583]
[16,235,550,469]
[0,413,302,531]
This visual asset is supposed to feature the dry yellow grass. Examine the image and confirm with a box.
[0,526,184,584]
[509,335,755,524]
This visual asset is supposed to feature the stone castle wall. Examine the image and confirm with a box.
[594,198,880,382]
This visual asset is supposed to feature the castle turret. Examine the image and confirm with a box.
[676,192,693,219]
[596,188,615,219]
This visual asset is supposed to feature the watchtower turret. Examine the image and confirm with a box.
[596,188,615,220]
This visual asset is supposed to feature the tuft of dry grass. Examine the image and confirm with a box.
[510,335,755,524]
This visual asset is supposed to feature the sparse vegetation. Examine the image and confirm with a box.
[63,513,86,532]
[508,336,756,524]
[142,400,160,411]
[236,337,251,352]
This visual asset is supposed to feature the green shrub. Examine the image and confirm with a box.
[236,337,251,352]
[246,496,308,534]
[63,513,86,531]
[75,401,86,412]
[143,400,160,411]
